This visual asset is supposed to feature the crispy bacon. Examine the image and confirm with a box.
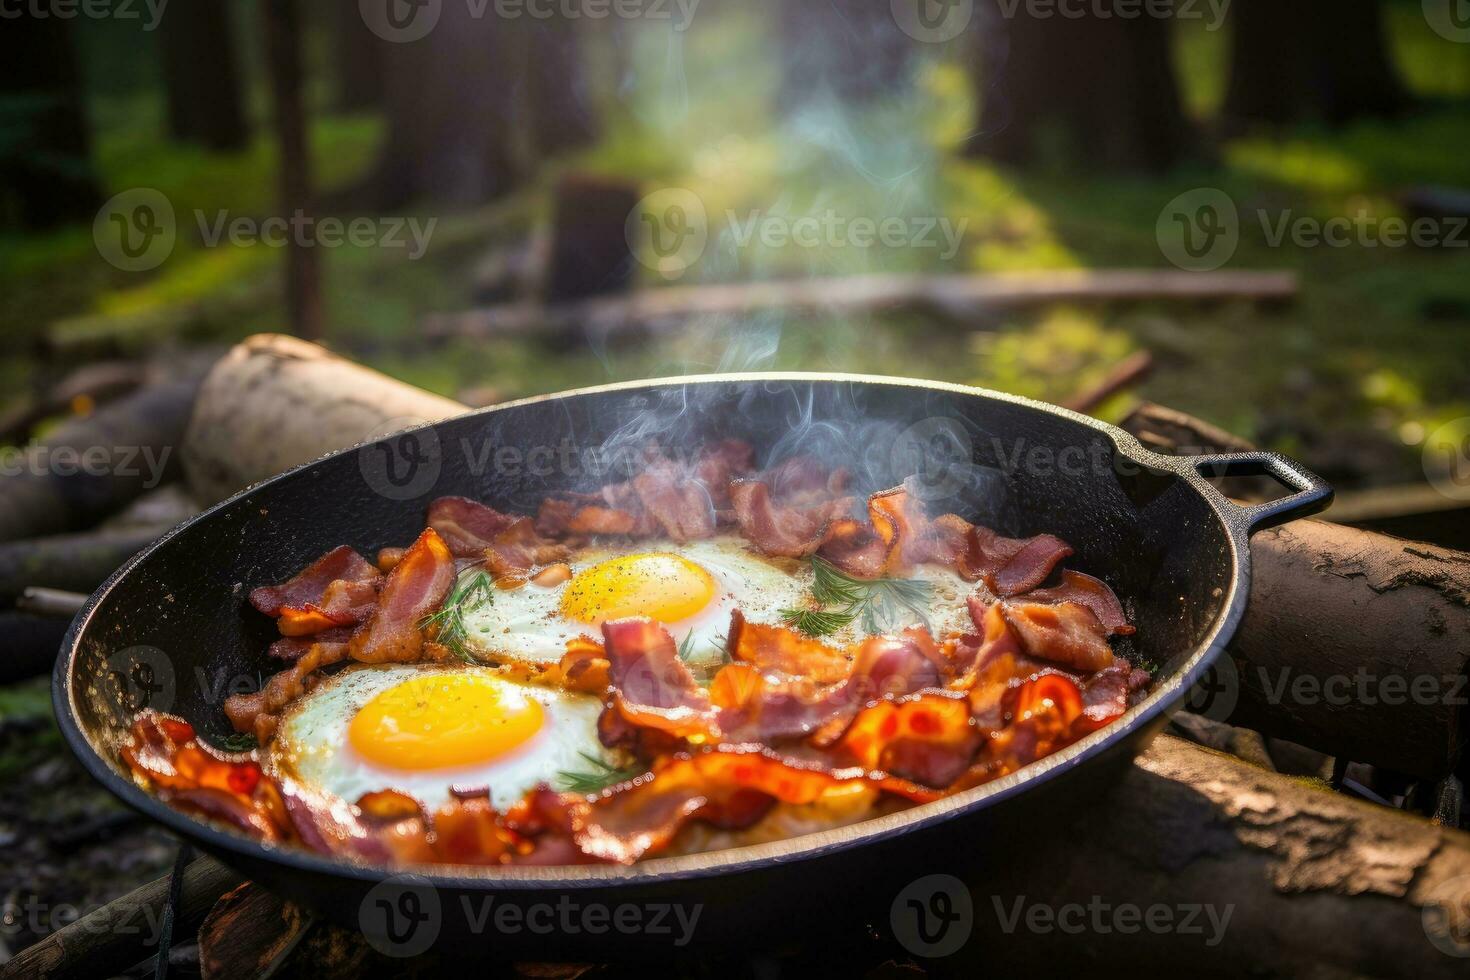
[837,692,981,787]
[727,610,852,684]
[998,600,1115,674]
[276,578,381,636]
[427,497,520,558]
[266,627,352,662]
[600,618,720,742]
[349,527,456,664]
[731,456,856,559]
[1020,570,1135,635]
[248,546,381,618]
[224,641,349,742]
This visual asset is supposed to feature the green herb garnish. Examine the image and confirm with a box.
[554,753,647,794]
[214,732,258,753]
[782,557,934,638]
[678,629,730,685]
[419,569,494,661]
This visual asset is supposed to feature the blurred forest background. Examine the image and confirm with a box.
[2,0,1467,481]
[1,0,1470,955]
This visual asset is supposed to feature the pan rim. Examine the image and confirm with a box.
[54,372,1256,890]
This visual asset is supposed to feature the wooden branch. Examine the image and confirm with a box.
[178,736,1470,975]
[421,270,1300,341]
[0,857,241,980]
[1122,402,1470,779]
[1061,350,1153,414]
[180,335,465,505]
[0,380,198,544]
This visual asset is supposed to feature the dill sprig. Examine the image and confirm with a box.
[213,732,258,753]
[419,569,494,661]
[554,753,647,794]
[678,629,731,686]
[782,557,934,638]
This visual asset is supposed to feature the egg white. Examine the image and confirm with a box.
[269,664,615,810]
[459,533,978,669]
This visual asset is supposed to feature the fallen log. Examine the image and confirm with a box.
[0,856,242,980]
[1122,402,1470,779]
[0,526,168,604]
[421,269,1300,341]
[180,334,465,505]
[0,380,197,544]
[181,337,1468,778]
[162,735,1470,976]
[0,611,70,684]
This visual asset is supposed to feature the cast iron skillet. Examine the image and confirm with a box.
[55,375,1330,957]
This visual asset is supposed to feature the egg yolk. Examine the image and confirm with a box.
[560,552,716,625]
[347,673,543,771]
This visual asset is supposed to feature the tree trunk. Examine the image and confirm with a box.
[525,19,598,157]
[375,4,519,208]
[1224,0,1407,129]
[328,0,386,112]
[158,0,251,151]
[0,13,101,230]
[779,0,915,107]
[261,0,323,340]
[966,1,1190,172]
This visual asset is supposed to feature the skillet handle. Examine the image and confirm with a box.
[1183,451,1334,533]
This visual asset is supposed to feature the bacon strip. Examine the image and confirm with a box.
[731,457,855,559]
[248,546,380,618]
[600,618,721,743]
[349,527,456,664]
[1020,570,1134,635]
[998,600,1115,674]
[727,610,852,684]
[427,497,520,558]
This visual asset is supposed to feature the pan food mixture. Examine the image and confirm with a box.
[120,442,1149,867]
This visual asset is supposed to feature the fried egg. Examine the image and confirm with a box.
[459,534,977,669]
[270,664,615,809]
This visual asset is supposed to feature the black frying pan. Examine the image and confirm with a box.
[54,375,1330,958]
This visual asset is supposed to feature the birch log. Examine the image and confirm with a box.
[180,334,465,504]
